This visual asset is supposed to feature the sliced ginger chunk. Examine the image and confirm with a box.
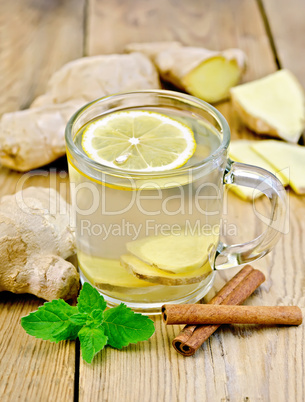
[183,56,243,103]
[121,254,212,286]
[155,47,246,103]
[126,233,216,274]
[229,140,288,186]
[228,140,289,201]
[77,251,155,294]
[125,43,246,103]
[251,140,305,194]
[230,69,305,143]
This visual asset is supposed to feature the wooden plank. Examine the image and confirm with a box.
[0,0,85,400]
[0,0,85,115]
[0,0,303,400]
[261,0,305,87]
[0,293,75,402]
[80,1,305,401]
[86,0,275,80]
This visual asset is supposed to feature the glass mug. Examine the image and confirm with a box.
[65,90,286,314]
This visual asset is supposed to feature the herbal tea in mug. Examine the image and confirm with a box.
[66,90,286,313]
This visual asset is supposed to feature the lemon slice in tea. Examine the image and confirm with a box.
[81,110,196,171]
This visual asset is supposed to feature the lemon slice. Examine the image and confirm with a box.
[126,233,217,274]
[81,110,196,171]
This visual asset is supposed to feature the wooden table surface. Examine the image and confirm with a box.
[1,1,304,401]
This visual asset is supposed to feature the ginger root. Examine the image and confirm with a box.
[125,42,246,103]
[251,140,305,194]
[0,187,79,300]
[120,254,212,286]
[0,53,161,171]
[230,69,305,143]
[228,140,288,201]
[0,101,83,172]
[31,52,160,107]
[124,41,182,63]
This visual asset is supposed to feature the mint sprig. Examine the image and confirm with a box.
[104,304,155,349]
[78,325,108,363]
[21,282,155,363]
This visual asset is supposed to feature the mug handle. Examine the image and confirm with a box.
[214,159,287,270]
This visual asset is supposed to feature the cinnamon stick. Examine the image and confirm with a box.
[172,265,256,348]
[163,304,302,325]
[172,266,265,356]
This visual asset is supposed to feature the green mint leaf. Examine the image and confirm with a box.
[69,313,88,326]
[78,325,108,363]
[90,309,104,325]
[21,299,81,342]
[103,304,155,349]
[77,282,107,314]
[70,310,104,327]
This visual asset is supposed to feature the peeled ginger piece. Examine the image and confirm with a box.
[126,233,216,274]
[182,52,245,103]
[230,70,305,143]
[77,251,155,294]
[121,254,212,286]
[251,140,305,194]
[228,140,289,201]
[230,140,288,185]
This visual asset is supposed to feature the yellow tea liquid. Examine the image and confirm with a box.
[68,107,225,312]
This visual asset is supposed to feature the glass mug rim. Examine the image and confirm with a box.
[65,89,231,178]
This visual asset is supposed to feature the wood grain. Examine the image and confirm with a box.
[0,0,304,401]
[86,0,276,80]
[0,0,83,400]
[0,293,75,402]
[80,1,305,401]
[261,0,305,87]
[0,0,85,115]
